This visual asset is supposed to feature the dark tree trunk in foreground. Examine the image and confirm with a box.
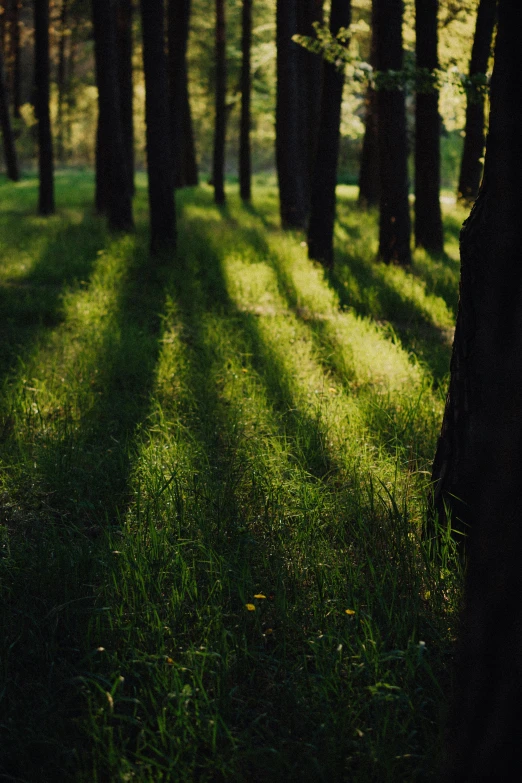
[9,0,20,119]
[358,0,379,209]
[93,0,133,231]
[56,0,68,162]
[0,38,19,180]
[275,0,308,229]
[307,0,351,268]
[239,0,252,202]
[414,0,443,253]
[141,0,176,253]
[457,0,496,204]
[297,0,323,203]
[117,0,134,196]
[34,0,54,215]
[212,0,226,204]
[168,0,198,189]
[436,5,522,779]
[375,0,411,265]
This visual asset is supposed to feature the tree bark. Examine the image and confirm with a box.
[375,0,411,265]
[414,0,443,253]
[0,35,19,180]
[56,0,68,163]
[140,0,176,253]
[239,0,252,202]
[436,4,522,778]
[358,0,380,209]
[275,0,308,229]
[168,0,197,189]
[457,0,496,205]
[9,0,21,120]
[93,0,133,231]
[212,0,226,204]
[307,0,351,268]
[116,0,134,196]
[34,0,54,215]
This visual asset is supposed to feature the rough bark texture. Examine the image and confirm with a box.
[307,0,351,268]
[358,0,379,209]
[117,0,134,196]
[414,0,443,253]
[212,0,226,204]
[93,0,133,231]
[34,0,54,215]
[457,0,496,205]
[140,0,176,253]
[168,0,198,189]
[275,0,308,229]
[436,5,522,778]
[375,0,411,265]
[239,0,252,202]
[0,36,18,180]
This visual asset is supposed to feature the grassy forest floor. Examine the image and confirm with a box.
[0,171,466,782]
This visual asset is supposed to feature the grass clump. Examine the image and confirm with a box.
[0,173,462,781]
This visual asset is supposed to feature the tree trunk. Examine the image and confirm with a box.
[375,0,411,265]
[34,0,54,215]
[168,0,197,189]
[9,0,20,119]
[116,0,134,196]
[297,0,323,205]
[140,0,176,253]
[275,0,308,229]
[358,0,380,209]
[56,0,68,163]
[239,0,252,202]
[93,0,133,232]
[212,0,226,205]
[0,36,19,180]
[307,0,351,268]
[457,0,496,205]
[414,0,443,253]
[437,5,522,778]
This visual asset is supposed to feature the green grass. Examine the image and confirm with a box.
[0,172,463,781]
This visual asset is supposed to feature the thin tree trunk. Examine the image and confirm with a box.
[92,0,133,231]
[9,0,20,119]
[457,0,496,205]
[56,0,68,163]
[375,0,411,265]
[358,0,380,209]
[275,0,308,229]
[140,0,176,253]
[239,0,252,201]
[0,37,19,180]
[307,0,351,268]
[437,5,522,778]
[414,0,443,253]
[116,0,134,196]
[212,0,226,204]
[34,0,54,215]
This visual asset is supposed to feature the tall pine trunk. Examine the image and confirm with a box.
[34,0,54,215]
[0,36,18,180]
[275,0,308,229]
[239,0,252,202]
[437,4,522,778]
[212,0,226,204]
[358,0,379,209]
[92,0,133,231]
[9,0,20,119]
[140,0,176,253]
[307,0,351,268]
[375,0,411,265]
[414,0,443,253]
[168,0,198,189]
[457,0,496,205]
[116,0,134,196]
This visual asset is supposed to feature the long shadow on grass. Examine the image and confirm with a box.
[0,238,167,781]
